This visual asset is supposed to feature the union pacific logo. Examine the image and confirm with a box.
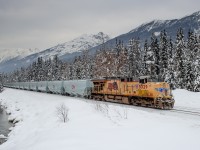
[155,88,168,92]
[108,82,118,90]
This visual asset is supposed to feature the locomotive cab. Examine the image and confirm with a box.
[139,76,149,84]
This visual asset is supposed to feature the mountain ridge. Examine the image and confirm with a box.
[0,48,42,64]
[0,32,110,72]
[1,10,200,73]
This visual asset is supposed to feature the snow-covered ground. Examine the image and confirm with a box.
[0,88,200,150]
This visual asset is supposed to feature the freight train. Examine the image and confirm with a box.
[4,76,175,109]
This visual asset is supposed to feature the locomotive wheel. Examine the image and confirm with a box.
[157,99,174,110]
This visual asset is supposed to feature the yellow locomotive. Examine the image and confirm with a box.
[91,76,175,109]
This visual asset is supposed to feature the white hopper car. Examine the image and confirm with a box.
[4,80,94,98]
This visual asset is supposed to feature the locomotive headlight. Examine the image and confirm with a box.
[155,88,164,92]
[155,88,169,96]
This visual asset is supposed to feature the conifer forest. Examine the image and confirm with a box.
[3,28,200,92]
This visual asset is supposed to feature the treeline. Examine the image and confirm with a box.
[3,28,200,92]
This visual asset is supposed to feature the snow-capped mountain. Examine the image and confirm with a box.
[105,11,200,47]
[129,11,200,37]
[36,32,110,60]
[0,32,110,72]
[0,48,42,64]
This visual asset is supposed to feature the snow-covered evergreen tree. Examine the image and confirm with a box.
[81,49,93,79]
[127,38,142,77]
[141,39,148,76]
[185,31,195,90]
[174,28,186,89]
[93,50,105,78]
[68,64,73,80]
[146,33,158,79]
[160,30,169,80]
[165,37,176,89]
[128,38,134,77]
[87,53,94,79]
[114,39,122,77]
[118,46,129,77]
[0,73,3,92]
[193,35,200,91]
[133,38,142,76]
[71,56,81,79]
[37,57,45,81]
[153,38,160,81]
[52,55,61,80]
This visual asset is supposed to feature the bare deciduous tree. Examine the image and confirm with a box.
[56,103,69,123]
[94,102,109,116]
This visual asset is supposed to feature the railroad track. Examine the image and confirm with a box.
[171,109,200,116]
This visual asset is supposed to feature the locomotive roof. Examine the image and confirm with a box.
[139,76,151,79]
[92,76,139,81]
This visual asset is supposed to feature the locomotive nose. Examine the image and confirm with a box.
[156,88,169,96]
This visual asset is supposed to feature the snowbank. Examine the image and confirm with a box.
[173,89,200,110]
[0,88,200,150]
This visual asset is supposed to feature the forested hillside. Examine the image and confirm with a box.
[3,28,200,92]
[1,11,200,73]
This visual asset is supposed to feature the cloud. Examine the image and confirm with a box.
[0,0,199,49]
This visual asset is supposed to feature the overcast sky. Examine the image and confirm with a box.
[0,0,200,50]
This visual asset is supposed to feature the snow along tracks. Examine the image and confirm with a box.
[170,109,200,116]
